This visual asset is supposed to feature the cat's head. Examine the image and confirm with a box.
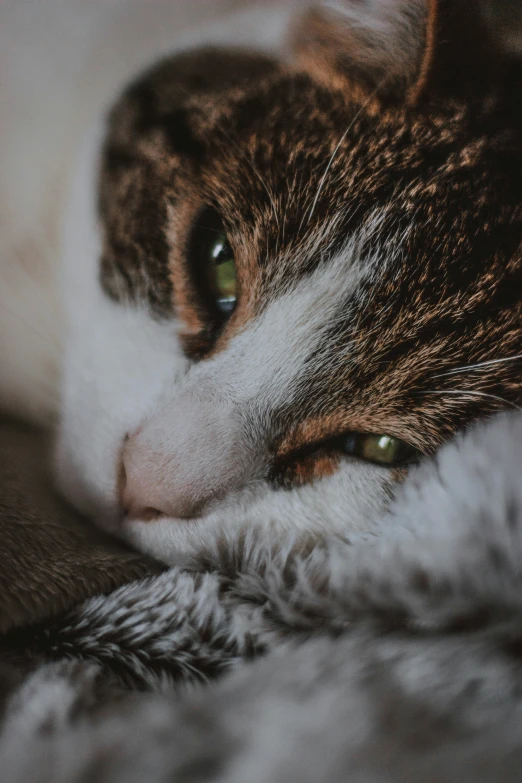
[57,0,522,563]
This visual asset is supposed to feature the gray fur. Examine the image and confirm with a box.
[4,413,522,781]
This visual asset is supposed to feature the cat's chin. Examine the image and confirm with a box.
[119,511,320,568]
[118,475,382,566]
[120,514,249,566]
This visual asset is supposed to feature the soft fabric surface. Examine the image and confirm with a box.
[2,413,522,781]
[0,416,158,632]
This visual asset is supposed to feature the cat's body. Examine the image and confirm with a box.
[1,0,521,565]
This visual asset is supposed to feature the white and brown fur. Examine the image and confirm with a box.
[1,0,521,564]
[6,413,522,782]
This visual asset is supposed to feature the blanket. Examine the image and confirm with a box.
[2,412,522,781]
[0,417,159,699]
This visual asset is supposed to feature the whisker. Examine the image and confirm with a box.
[433,354,522,379]
[305,133,348,228]
[417,389,522,412]
[306,84,381,227]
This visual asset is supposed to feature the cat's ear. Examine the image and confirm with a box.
[291,0,499,105]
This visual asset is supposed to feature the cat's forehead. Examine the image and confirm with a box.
[118,60,484,230]
[193,75,488,284]
[100,54,499,309]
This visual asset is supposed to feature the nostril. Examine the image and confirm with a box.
[119,459,164,522]
[120,486,166,524]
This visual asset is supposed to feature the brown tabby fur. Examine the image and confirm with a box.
[98,0,522,487]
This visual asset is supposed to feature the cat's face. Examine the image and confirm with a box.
[56,0,522,564]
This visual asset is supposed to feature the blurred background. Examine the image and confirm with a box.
[484,0,522,52]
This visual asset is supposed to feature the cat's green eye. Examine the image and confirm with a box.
[190,207,237,317]
[210,233,237,314]
[341,433,419,466]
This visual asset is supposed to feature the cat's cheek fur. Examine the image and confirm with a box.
[56,303,187,527]
[122,460,390,566]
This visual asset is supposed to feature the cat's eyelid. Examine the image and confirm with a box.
[275,431,421,468]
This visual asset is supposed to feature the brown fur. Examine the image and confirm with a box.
[98,0,522,488]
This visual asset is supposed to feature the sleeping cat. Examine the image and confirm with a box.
[1,0,521,565]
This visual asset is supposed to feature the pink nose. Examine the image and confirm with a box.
[119,399,255,522]
[120,434,211,521]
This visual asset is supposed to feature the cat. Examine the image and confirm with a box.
[1,0,521,566]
